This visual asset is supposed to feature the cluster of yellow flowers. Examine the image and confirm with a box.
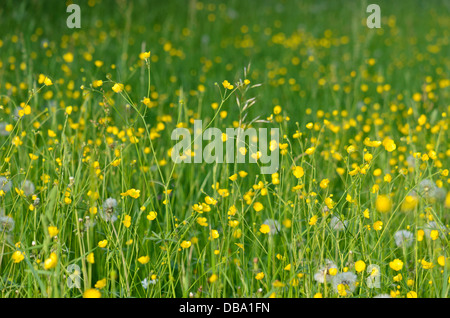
[0,1,449,299]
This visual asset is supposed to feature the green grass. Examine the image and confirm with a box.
[0,0,449,298]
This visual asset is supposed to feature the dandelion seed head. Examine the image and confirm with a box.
[329,216,348,232]
[101,197,118,222]
[332,272,357,294]
[314,259,338,283]
[20,180,35,196]
[394,230,414,248]
[0,177,12,193]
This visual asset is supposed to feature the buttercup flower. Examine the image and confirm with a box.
[389,259,404,271]
[112,83,124,93]
[83,288,101,298]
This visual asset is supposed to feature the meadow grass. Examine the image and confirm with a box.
[0,0,449,298]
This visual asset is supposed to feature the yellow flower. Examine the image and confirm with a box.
[437,256,446,266]
[98,240,108,248]
[319,179,330,189]
[355,260,366,273]
[12,251,25,263]
[138,256,150,264]
[308,215,318,226]
[328,268,338,276]
[272,280,285,288]
[305,147,315,155]
[43,76,53,86]
[401,195,418,212]
[293,166,304,179]
[346,193,354,203]
[201,197,215,207]
[197,217,208,227]
[83,288,101,298]
[140,51,151,60]
[122,215,131,228]
[222,80,233,90]
[238,171,248,178]
[313,293,323,298]
[251,151,262,161]
[375,194,392,213]
[209,229,219,240]
[12,136,22,146]
[227,205,237,216]
[389,259,403,271]
[238,147,247,156]
[93,80,103,87]
[63,52,74,63]
[347,145,357,154]
[406,291,417,298]
[5,124,13,132]
[48,226,59,237]
[111,158,121,167]
[112,83,124,93]
[417,229,425,241]
[87,253,95,264]
[418,114,427,126]
[363,209,370,219]
[430,230,439,241]
[283,218,292,228]
[121,188,140,199]
[18,105,31,117]
[218,188,230,197]
[147,211,157,221]
[193,203,204,213]
[209,274,218,283]
[44,252,58,269]
[337,284,347,297]
[259,224,270,234]
[253,202,264,212]
[255,272,265,280]
[235,243,244,250]
[95,278,107,289]
[421,259,433,269]
[373,220,383,231]
[324,197,335,209]
[364,153,373,162]
[180,240,192,249]
[38,74,46,84]
[383,138,396,152]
